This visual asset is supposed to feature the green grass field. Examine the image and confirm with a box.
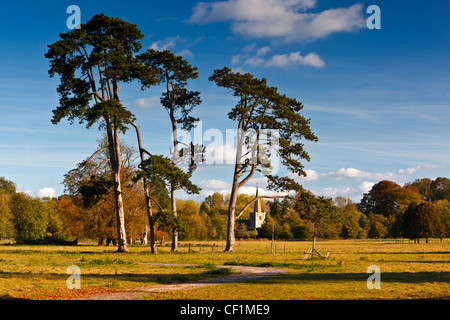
[0,239,448,300]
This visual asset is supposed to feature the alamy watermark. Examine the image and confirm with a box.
[172,121,281,174]
[366,265,381,289]
[66,265,81,289]
[66,5,81,30]
[367,5,381,30]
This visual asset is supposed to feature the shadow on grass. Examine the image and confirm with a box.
[0,295,28,300]
[355,251,450,255]
[0,269,228,285]
[248,271,450,285]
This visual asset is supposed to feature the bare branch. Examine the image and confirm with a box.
[176,140,191,148]
[85,147,109,164]
[237,163,256,188]
[148,195,164,211]
[94,158,110,174]
[65,147,109,179]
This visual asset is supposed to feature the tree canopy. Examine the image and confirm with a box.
[209,67,318,251]
[45,13,161,252]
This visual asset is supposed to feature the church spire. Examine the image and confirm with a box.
[254,184,262,213]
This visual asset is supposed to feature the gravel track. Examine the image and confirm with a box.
[71,264,288,300]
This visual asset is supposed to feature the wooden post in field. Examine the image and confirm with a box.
[303,234,329,260]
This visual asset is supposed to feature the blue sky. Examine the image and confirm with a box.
[1,0,449,202]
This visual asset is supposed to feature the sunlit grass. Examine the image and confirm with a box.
[0,239,448,300]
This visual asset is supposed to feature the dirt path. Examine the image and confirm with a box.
[71,265,288,300]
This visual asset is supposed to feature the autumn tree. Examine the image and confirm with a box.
[0,177,16,195]
[405,178,433,201]
[200,195,228,240]
[209,67,318,251]
[138,49,202,251]
[0,193,14,239]
[402,202,442,243]
[204,192,227,213]
[358,180,425,236]
[135,154,200,244]
[430,177,450,202]
[292,191,342,239]
[435,200,450,239]
[0,177,16,239]
[358,180,402,218]
[367,212,388,238]
[11,193,63,241]
[334,197,363,239]
[45,14,159,252]
[62,137,152,245]
[56,195,84,239]
[175,199,214,240]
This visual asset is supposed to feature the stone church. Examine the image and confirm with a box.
[240,186,267,229]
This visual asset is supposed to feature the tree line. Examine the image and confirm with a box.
[250,178,449,242]
[1,175,449,244]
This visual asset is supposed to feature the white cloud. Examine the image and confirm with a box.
[20,189,34,197]
[328,167,386,180]
[203,142,237,165]
[17,187,57,198]
[317,181,374,202]
[132,96,160,109]
[244,57,266,67]
[359,181,375,194]
[189,0,365,42]
[150,36,180,50]
[292,164,439,183]
[37,187,56,198]
[397,164,438,175]
[176,49,194,58]
[300,52,326,68]
[199,179,231,190]
[231,53,242,65]
[149,36,194,58]
[327,165,439,181]
[266,51,325,68]
[230,66,249,74]
[256,46,271,56]
[232,46,325,69]
[303,169,321,181]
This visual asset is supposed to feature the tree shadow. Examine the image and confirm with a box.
[246,271,450,285]
[355,251,450,255]
[0,270,225,285]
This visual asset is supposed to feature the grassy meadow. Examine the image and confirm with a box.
[0,239,448,300]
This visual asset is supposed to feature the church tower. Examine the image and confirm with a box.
[249,185,267,228]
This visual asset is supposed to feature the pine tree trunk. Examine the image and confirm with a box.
[106,120,127,253]
[146,193,157,254]
[131,122,157,254]
[170,186,178,252]
[112,151,128,252]
[170,106,179,252]
[225,122,247,252]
